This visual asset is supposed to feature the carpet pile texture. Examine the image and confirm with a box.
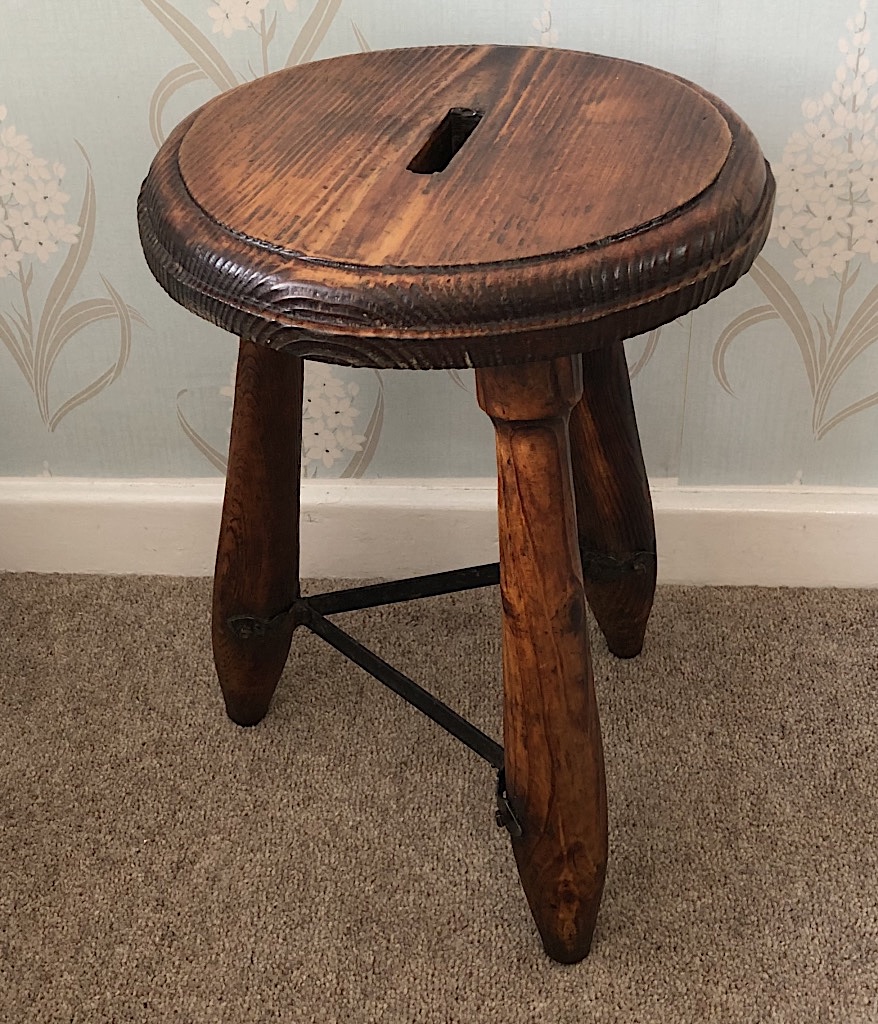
[1,574,876,1023]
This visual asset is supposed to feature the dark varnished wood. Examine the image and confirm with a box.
[212,339,303,725]
[572,342,656,657]
[138,45,774,370]
[477,357,607,964]
[178,49,730,265]
[138,44,775,963]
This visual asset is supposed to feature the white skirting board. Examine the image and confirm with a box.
[0,477,877,587]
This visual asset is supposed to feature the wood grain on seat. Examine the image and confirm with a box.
[139,45,774,369]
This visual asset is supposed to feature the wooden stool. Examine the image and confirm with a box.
[138,45,774,963]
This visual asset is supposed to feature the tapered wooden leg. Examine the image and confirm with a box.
[477,356,607,964]
[212,339,303,726]
[569,341,656,658]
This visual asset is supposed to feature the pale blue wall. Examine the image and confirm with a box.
[2,0,877,485]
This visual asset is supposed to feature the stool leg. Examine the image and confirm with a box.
[569,341,656,658]
[476,356,607,965]
[212,338,303,726]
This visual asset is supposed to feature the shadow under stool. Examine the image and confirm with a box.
[138,44,774,964]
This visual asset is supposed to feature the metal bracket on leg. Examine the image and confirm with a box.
[227,609,294,640]
[495,770,523,837]
[580,549,656,583]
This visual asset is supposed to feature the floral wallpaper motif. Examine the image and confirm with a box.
[532,0,558,47]
[0,106,142,432]
[1,0,877,483]
[715,0,878,439]
[142,0,360,145]
[177,358,376,476]
[143,0,382,477]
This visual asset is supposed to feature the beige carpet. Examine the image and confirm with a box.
[1,574,877,1023]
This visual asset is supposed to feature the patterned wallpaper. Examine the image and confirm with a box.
[1,0,877,485]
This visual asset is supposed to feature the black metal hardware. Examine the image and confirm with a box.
[227,563,501,638]
[580,549,656,584]
[307,562,500,615]
[226,563,516,829]
[303,606,504,771]
[495,770,523,837]
[227,610,290,640]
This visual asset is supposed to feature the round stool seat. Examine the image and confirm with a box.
[138,45,773,369]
